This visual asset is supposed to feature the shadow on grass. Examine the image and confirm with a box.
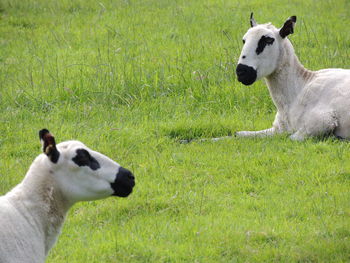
[162,121,234,143]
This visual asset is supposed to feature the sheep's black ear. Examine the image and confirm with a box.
[279,16,297,38]
[39,129,60,163]
[250,12,257,27]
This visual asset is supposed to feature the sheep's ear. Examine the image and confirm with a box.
[39,129,60,163]
[250,12,257,27]
[279,16,297,38]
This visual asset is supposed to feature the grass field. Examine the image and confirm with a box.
[0,0,350,262]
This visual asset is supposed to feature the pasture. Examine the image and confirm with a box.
[0,0,349,262]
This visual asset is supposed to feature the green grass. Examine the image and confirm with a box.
[0,0,350,262]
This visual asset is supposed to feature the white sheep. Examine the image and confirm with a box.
[235,14,350,140]
[0,129,135,263]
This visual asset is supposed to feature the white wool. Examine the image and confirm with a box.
[236,20,350,140]
[0,140,131,263]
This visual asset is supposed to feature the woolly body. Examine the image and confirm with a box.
[0,134,135,263]
[236,16,350,140]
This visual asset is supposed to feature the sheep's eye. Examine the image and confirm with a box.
[264,37,274,44]
[242,39,246,44]
[72,149,101,171]
[256,36,275,55]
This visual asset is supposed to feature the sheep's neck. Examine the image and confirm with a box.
[265,40,315,113]
[8,166,71,255]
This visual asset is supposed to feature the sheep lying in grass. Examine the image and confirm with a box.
[235,13,350,141]
[0,129,135,263]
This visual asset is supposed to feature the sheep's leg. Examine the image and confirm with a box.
[180,129,276,143]
[290,130,307,141]
[235,112,287,138]
[179,127,277,144]
[235,127,278,138]
[290,110,338,141]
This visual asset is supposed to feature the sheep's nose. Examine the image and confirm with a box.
[118,167,135,181]
[236,64,247,77]
[111,167,135,197]
[236,63,257,86]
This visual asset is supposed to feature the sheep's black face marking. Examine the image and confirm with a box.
[72,149,101,170]
[256,36,275,55]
